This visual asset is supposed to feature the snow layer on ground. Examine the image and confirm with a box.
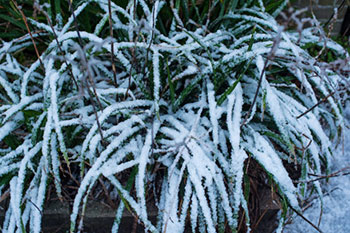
[284,104,350,233]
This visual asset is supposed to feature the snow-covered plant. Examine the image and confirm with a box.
[0,0,349,232]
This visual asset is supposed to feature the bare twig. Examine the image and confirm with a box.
[27,198,43,216]
[33,3,79,90]
[141,4,156,86]
[288,204,324,233]
[324,0,346,27]
[124,64,133,101]
[241,32,282,128]
[86,81,107,147]
[68,0,84,47]
[253,168,324,233]
[169,0,184,28]
[240,59,267,128]
[255,171,324,233]
[293,133,312,167]
[68,1,106,145]
[0,190,9,203]
[252,209,269,232]
[294,166,350,184]
[296,90,336,119]
[301,187,341,212]
[12,0,44,69]
[108,0,118,91]
[98,177,116,209]
[124,1,138,100]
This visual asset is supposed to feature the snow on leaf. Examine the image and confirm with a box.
[207,80,219,146]
[244,128,299,209]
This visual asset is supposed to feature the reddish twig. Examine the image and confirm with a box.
[12,0,44,69]
[296,90,336,119]
[288,204,324,233]
[33,3,79,90]
[68,1,106,146]
[294,166,350,184]
[241,29,282,128]
[108,0,118,92]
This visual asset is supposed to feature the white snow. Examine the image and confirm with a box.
[207,81,219,146]
[0,121,17,143]
[153,49,160,113]
[0,74,19,103]
[284,105,350,232]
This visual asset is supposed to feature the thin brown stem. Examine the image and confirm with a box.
[288,204,324,233]
[68,1,106,145]
[124,65,133,101]
[251,209,269,232]
[33,3,79,90]
[241,32,281,128]
[108,0,118,91]
[68,0,84,47]
[141,5,156,85]
[296,90,336,119]
[240,59,268,128]
[86,81,107,147]
[257,170,324,233]
[12,0,44,69]
[294,166,350,184]
[27,198,43,216]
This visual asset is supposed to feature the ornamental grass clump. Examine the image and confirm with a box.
[0,0,349,232]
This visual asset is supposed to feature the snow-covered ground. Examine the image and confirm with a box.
[284,104,350,233]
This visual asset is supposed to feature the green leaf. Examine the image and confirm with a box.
[0,14,26,31]
[55,0,61,17]
[0,31,23,38]
[48,0,54,20]
[0,173,15,187]
[281,194,288,219]
[217,58,253,106]
[181,0,189,25]
[116,166,138,213]
[166,57,175,108]
[3,134,21,150]
[23,109,41,118]
[265,0,284,13]
[190,0,200,21]
[247,25,256,51]
[228,0,239,12]
[181,28,214,66]
[261,88,267,120]
[173,75,202,111]
[243,173,250,202]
